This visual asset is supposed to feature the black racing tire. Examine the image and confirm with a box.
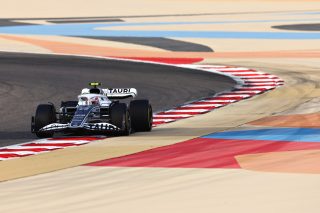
[110,103,131,136]
[34,104,56,138]
[60,101,78,108]
[130,100,152,132]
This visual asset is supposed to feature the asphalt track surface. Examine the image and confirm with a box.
[79,36,213,52]
[0,52,235,147]
[272,23,320,31]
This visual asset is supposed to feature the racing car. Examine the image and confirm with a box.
[31,83,153,138]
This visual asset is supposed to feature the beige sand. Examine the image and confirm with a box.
[0,0,319,18]
[0,37,51,53]
[1,166,320,213]
[0,0,320,212]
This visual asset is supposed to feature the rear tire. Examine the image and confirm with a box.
[110,103,131,136]
[34,104,56,138]
[130,100,152,132]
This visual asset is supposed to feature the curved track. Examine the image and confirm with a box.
[0,52,235,147]
[2,1,320,211]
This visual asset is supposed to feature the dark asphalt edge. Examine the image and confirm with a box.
[272,23,320,31]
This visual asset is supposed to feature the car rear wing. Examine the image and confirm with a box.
[103,88,137,99]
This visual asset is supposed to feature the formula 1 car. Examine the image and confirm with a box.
[31,83,153,138]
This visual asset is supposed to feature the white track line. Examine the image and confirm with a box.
[182,104,222,108]
[153,114,192,118]
[165,109,209,113]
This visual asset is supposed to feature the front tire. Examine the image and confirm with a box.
[130,100,152,132]
[34,104,56,138]
[110,103,131,136]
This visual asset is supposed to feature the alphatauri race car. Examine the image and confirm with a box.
[31,83,153,138]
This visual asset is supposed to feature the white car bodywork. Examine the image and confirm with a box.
[39,87,137,133]
[78,93,111,106]
[78,87,137,106]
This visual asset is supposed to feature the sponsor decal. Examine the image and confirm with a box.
[108,88,131,93]
[84,123,119,131]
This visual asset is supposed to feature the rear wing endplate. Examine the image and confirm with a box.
[103,88,137,99]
